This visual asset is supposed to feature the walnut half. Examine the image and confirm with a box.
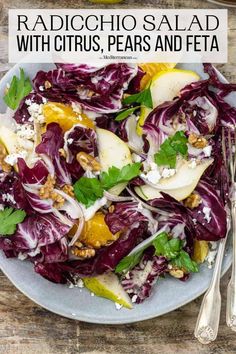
[188,133,207,149]
[184,193,201,209]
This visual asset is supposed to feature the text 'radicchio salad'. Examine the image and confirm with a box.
[0,62,234,309]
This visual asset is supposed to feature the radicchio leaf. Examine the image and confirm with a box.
[36,123,72,186]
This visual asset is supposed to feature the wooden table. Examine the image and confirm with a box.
[0,1,236,353]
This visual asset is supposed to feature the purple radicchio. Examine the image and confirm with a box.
[59,221,148,277]
[36,123,72,186]
[17,158,53,214]
[0,213,70,259]
[63,125,97,180]
[33,63,138,114]
[121,253,167,303]
[189,180,227,241]
[13,93,44,124]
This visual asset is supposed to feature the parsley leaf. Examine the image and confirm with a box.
[171,250,198,273]
[115,249,144,274]
[3,68,32,110]
[115,231,198,274]
[74,177,104,208]
[123,86,153,109]
[100,163,141,190]
[115,231,168,273]
[154,131,188,168]
[73,163,141,208]
[115,106,140,122]
[0,208,26,236]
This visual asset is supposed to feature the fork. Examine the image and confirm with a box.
[194,128,231,344]
[226,129,236,331]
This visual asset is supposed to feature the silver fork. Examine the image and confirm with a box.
[194,128,231,344]
[226,129,236,331]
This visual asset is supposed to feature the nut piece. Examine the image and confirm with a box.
[62,184,74,198]
[184,193,202,209]
[44,80,52,89]
[39,175,56,199]
[188,133,207,149]
[169,268,185,279]
[59,148,67,159]
[71,247,96,259]
[0,143,12,173]
[39,175,65,208]
[76,152,101,172]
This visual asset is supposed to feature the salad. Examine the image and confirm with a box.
[0,62,234,309]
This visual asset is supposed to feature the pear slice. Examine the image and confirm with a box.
[96,128,132,195]
[83,273,133,309]
[137,69,200,135]
[0,126,34,171]
[135,159,213,201]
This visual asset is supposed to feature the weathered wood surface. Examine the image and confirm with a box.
[0,0,236,353]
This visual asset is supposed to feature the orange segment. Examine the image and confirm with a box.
[80,212,120,249]
[139,63,176,90]
[43,102,95,131]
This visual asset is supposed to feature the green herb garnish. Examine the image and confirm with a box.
[3,68,32,110]
[115,231,198,274]
[74,163,141,208]
[115,106,141,122]
[100,163,141,190]
[0,208,26,236]
[123,86,153,109]
[154,131,188,168]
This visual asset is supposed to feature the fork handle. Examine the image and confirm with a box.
[194,238,226,344]
[226,196,236,330]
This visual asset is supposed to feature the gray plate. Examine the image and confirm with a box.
[0,62,233,324]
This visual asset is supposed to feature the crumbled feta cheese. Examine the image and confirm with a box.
[189,159,197,169]
[68,283,74,289]
[192,218,197,225]
[161,168,176,178]
[131,295,138,303]
[203,145,212,157]
[203,206,211,223]
[25,99,32,106]
[142,170,161,184]
[18,252,28,261]
[131,153,142,163]
[90,292,95,297]
[206,248,218,269]
[27,103,45,124]
[71,102,82,114]
[67,138,74,145]
[42,97,47,104]
[2,193,16,204]
[16,124,35,140]
[4,151,28,166]
[115,302,123,310]
[39,85,44,92]
[76,279,84,288]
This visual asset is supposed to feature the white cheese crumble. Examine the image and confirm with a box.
[115,302,123,310]
[71,102,82,114]
[27,103,45,124]
[131,294,138,303]
[131,153,142,163]
[4,151,28,166]
[16,124,35,140]
[161,168,176,178]
[90,292,95,297]
[18,252,28,261]
[203,206,211,223]
[39,86,44,92]
[203,145,212,157]
[2,194,15,204]
[206,243,218,269]
[142,170,161,184]
[67,138,74,145]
